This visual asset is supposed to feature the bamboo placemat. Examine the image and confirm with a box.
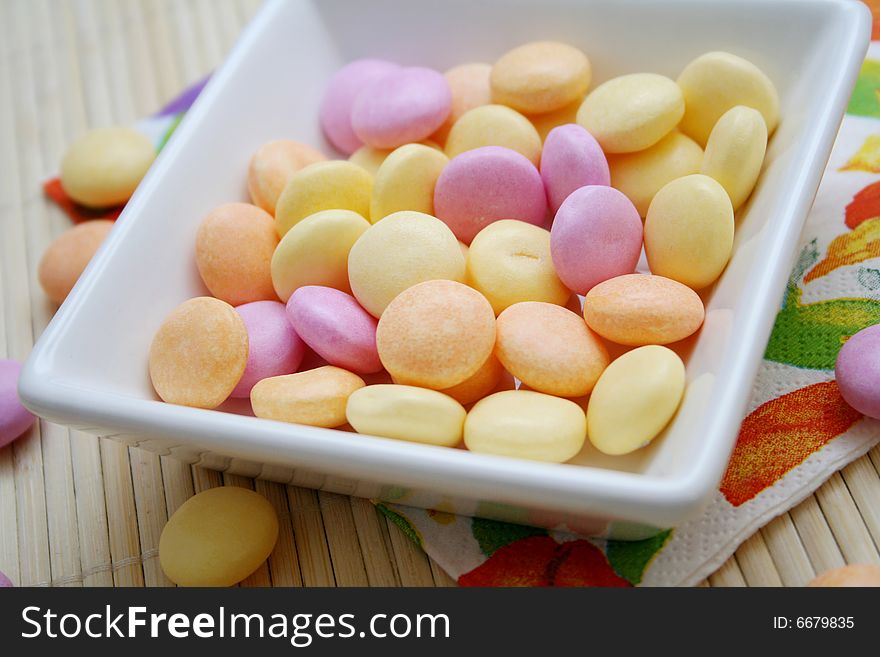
[1,0,878,588]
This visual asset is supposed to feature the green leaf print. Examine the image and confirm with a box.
[848,60,880,118]
[471,517,547,557]
[606,529,673,585]
[375,503,424,549]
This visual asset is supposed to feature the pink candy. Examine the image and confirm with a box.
[541,124,610,213]
[0,570,12,587]
[231,301,305,398]
[434,146,548,244]
[287,286,382,375]
[0,359,34,448]
[550,185,643,294]
[351,67,452,149]
[320,58,400,154]
[835,323,880,419]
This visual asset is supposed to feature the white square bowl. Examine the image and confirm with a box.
[19,0,870,537]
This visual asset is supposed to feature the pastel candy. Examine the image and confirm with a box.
[701,105,768,210]
[376,280,496,389]
[0,570,12,587]
[530,99,583,141]
[370,143,449,222]
[348,140,441,176]
[230,301,305,398]
[195,203,278,306]
[464,390,586,463]
[467,220,569,314]
[274,160,372,237]
[287,286,382,375]
[583,274,705,346]
[436,354,512,406]
[540,123,610,213]
[550,185,642,294]
[835,323,880,419]
[60,126,155,208]
[0,359,35,448]
[159,486,278,587]
[608,131,703,217]
[677,51,779,147]
[247,140,326,214]
[320,58,400,154]
[444,104,542,167]
[251,366,365,428]
[271,209,370,301]
[432,63,492,144]
[351,67,452,149]
[644,174,734,289]
[577,73,684,153]
[347,211,465,317]
[346,385,466,447]
[38,219,114,304]
[149,297,249,409]
[434,146,547,244]
[495,302,609,397]
[808,564,880,587]
[587,345,685,455]
[490,41,591,115]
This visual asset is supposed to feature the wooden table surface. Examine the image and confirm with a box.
[1,0,878,587]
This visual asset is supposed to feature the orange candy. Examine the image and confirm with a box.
[495,302,609,397]
[376,280,496,389]
[195,203,279,306]
[38,219,114,304]
[247,139,326,214]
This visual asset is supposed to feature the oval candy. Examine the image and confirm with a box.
[159,486,278,587]
[271,209,370,301]
[700,105,768,210]
[444,104,543,167]
[835,323,880,419]
[464,390,586,463]
[432,63,492,144]
[677,51,779,147]
[247,140,326,214]
[149,297,249,409]
[0,359,35,448]
[644,174,735,289]
[583,274,705,346]
[376,280,495,389]
[370,143,449,222]
[38,219,114,305]
[286,286,382,375]
[251,366,365,428]
[587,345,685,455]
[495,302,609,397]
[347,210,465,317]
[577,73,684,153]
[346,384,466,447]
[541,123,610,213]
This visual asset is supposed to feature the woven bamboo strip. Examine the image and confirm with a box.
[317,491,370,586]
[760,514,815,586]
[348,498,401,586]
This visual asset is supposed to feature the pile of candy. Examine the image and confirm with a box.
[147,42,783,463]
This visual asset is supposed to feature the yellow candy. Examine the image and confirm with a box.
[60,127,155,208]
[247,139,326,214]
[644,174,735,289]
[495,302,609,397]
[577,73,684,153]
[608,131,703,217]
[370,144,449,222]
[677,51,779,147]
[445,105,542,166]
[149,297,249,409]
[159,486,278,587]
[347,211,465,317]
[530,98,583,141]
[432,63,493,144]
[251,366,365,428]
[700,106,768,210]
[271,209,370,301]
[587,345,685,455]
[467,220,569,314]
[490,41,591,115]
[349,141,441,175]
[464,390,586,463]
[583,274,705,346]
[274,160,372,237]
[346,384,466,447]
